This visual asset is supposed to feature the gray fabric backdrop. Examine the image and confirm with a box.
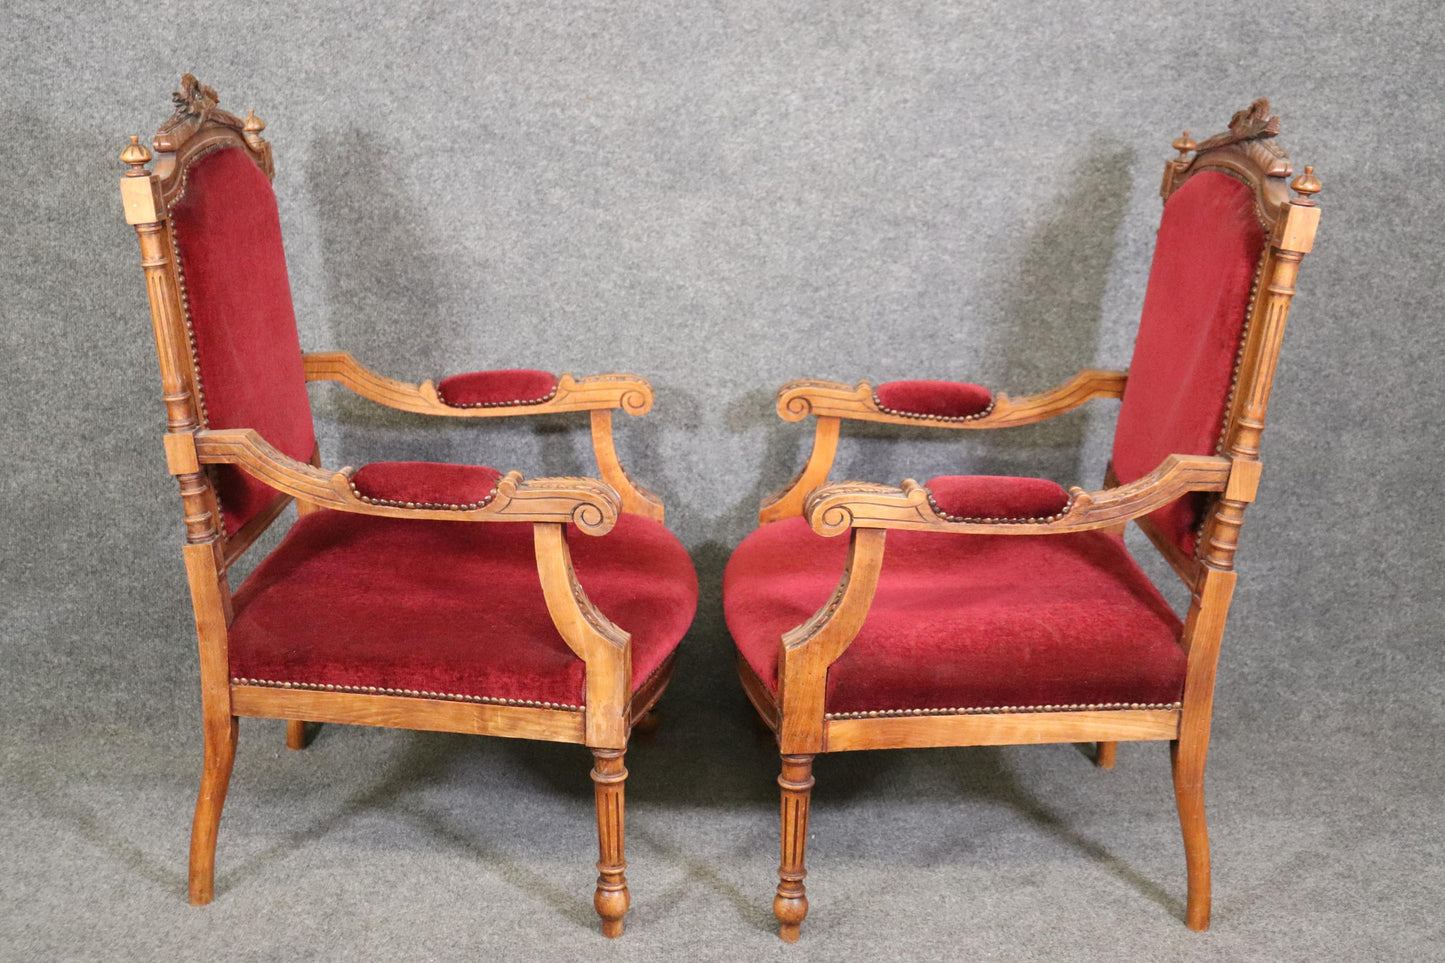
[2,2,1441,961]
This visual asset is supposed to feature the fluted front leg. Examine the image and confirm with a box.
[775,753,815,942]
[285,720,309,750]
[1095,741,1117,769]
[591,748,630,937]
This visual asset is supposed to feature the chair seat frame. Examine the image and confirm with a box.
[740,99,1322,940]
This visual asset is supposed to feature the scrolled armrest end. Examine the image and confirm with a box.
[804,480,931,537]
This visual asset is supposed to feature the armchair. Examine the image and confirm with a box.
[118,75,697,937]
[724,100,1322,939]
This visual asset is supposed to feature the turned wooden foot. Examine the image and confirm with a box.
[1171,738,1211,930]
[591,748,630,937]
[285,720,310,750]
[188,715,238,905]
[774,753,815,942]
[1095,741,1117,769]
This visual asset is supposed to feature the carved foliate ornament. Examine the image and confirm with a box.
[1193,98,1292,177]
[153,74,245,152]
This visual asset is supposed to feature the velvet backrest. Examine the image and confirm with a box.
[168,146,316,535]
[1111,170,1268,556]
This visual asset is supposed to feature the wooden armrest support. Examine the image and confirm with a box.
[803,453,1235,538]
[775,368,1127,429]
[776,527,887,753]
[191,428,621,535]
[303,351,654,418]
[533,521,632,747]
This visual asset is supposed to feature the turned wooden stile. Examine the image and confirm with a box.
[1168,126,1321,932]
[121,130,239,906]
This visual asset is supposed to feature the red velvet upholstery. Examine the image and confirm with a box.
[874,380,993,419]
[1112,170,1268,556]
[438,369,558,408]
[230,511,698,706]
[350,461,503,509]
[725,517,1184,714]
[169,147,316,535]
[925,475,1071,521]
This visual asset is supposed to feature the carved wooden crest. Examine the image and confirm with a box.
[153,74,244,152]
[1194,98,1291,177]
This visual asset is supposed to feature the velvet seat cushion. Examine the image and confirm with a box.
[925,475,1072,521]
[350,461,503,509]
[874,380,993,420]
[229,511,698,708]
[725,517,1185,715]
[438,369,559,408]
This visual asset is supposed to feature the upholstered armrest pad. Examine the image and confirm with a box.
[436,369,559,409]
[874,381,994,421]
[924,475,1072,522]
[804,453,1234,537]
[190,428,621,534]
[349,462,505,510]
[302,353,654,418]
[775,370,1123,428]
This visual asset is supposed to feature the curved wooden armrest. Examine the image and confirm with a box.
[191,428,621,535]
[775,368,1127,429]
[303,351,654,418]
[803,453,1235,538]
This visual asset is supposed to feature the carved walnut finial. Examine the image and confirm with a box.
[1173,130,1197,157]
[1290,165,1322,205]
[120,135,152,175]
[242,108,268,151]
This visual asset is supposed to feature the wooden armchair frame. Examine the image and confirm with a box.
[119,76,675,936]
[741,100,1322,939]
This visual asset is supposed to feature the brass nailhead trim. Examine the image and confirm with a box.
[825,701,1182,720]
[872,391,996,423]
[347,482,500,512]
[232,677,582,711]
[438,385,558,409]
[924,488,1076,525]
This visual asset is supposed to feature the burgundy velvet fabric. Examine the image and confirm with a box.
[438,369,558,407]
[168,147,316,535]
[1112,170,1267,556]
[875,380,993,418]
[229,511,698,705]
[724,517,1185,714]
[350,461,503,507]
[925,475,1071,520]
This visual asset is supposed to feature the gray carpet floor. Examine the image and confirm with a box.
[4,597,1441,963]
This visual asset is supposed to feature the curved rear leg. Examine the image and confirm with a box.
[285,720,311,750]
[1171,737,1210,930]
[188,715,238,905]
